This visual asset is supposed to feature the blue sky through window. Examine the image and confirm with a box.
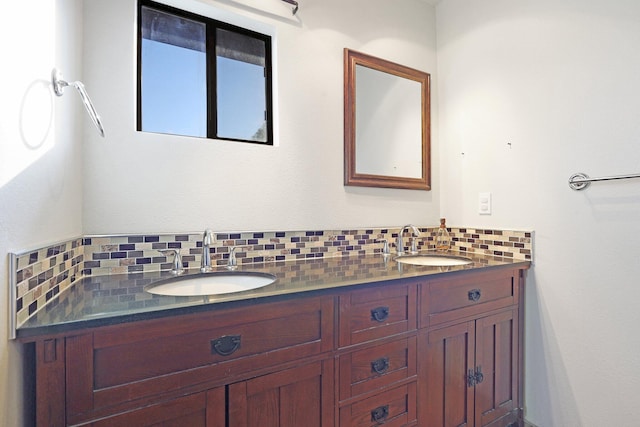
[141,40,267,141]
[141,39,207,137]
[216,56,266,141]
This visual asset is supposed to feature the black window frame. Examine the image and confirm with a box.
[137,0,274,145]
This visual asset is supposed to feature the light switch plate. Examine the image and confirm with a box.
[479,192,491,215]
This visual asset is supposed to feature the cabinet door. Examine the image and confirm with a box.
[421,309,519,427]
[423,321,475,427]
[474,309,519,427]
[88,387,224,427]
[228,359,334,427]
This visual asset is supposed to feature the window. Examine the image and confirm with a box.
[138,0,273,144]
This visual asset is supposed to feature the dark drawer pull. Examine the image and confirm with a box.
[468,289,481,302]
[370,306,389,322]
[371,405,389,423]
[371,357,390,375]
[211,335,241,356]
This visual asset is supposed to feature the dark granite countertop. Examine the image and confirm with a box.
[17,251,530,340]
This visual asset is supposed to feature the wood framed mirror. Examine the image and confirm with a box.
[344,49,431,190]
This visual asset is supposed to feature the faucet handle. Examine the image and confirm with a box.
[409,237,419,254]
[158,249,184,275]
[376,239,390,256]
[226,245,251,270]
[227,246,238,270]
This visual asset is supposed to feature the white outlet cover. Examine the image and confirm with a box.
[479,192,491,215]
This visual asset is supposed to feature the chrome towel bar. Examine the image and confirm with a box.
[568,172,640,190]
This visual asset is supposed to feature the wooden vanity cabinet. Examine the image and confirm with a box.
[26,267,526,427]
[418,268,524,427]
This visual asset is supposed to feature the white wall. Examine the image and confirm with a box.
[437,0,640,425]
[0,1,84,424]
[82,0,439,234]
[0,1,437,425]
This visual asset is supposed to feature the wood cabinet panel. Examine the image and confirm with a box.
[87,391,212,427]
[339,382,417,427]
[420,308,519,427]
[66,296,334,423]
[420,269,517,328]
[205,387,226,427]
[475,309,519,427]
[35,338,66,427]
[228,360,334,427]
[339,281,417,347]
[94,310,322,388]
[338,336,416,402]
[421,321,475,427]
[66,333,94,419]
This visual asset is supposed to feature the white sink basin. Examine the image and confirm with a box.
[394,253,473,267]
[146,272,277,296]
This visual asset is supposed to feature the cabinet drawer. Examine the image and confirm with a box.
[339,382,417,427]
[338,337,416,401]
[339,281,417,347]
[66,296,334,423]
[420,269,518,327]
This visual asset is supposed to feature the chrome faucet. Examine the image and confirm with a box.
[201,229,214,272]
[396,224,420,255]
[158,249,184,275]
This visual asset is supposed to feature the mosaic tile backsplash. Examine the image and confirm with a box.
[11,225,532,328]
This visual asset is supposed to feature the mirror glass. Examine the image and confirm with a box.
[344,49,431,190]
